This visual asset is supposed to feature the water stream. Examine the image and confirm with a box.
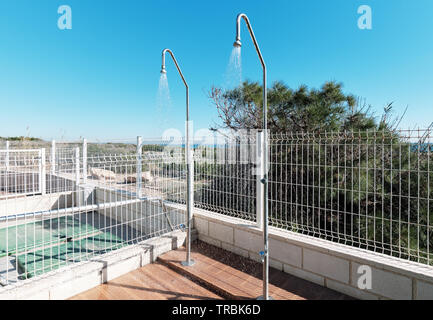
[224,46,242,89]
[157,73,172,128]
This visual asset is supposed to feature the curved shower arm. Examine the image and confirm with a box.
[235,13,267,131]
[235,13,266,71]
[161,48,189,89]
[161,48,190,122]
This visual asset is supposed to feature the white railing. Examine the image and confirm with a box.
[0,149,43,198]
[0,138,187,286]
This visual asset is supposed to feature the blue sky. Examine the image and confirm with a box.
[0,0,433,141]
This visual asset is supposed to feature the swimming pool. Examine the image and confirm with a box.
[0,214,128,280]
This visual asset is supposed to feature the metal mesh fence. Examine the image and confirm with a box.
[267,129,433,265]
[2,129,433,287]
[0,139,187,286]
[193,129,433,266]
[193,134,257,221]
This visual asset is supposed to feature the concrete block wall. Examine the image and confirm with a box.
[0,172,79,219]
[0,191,74,218]
[0,172,76,199]
[95,188,185,236]
[0,171,40,195]
[193,208,433,300]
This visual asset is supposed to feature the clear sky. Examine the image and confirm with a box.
[0,0,433,141]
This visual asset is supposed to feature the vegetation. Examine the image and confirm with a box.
[209,80,404,133]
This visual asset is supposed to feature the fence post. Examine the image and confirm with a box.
[40,148,46,195]
[188,135,195,225]
[256,131,264,229]
[51,140,56,175]
[75,147,80,186]
[136,136,142,198]
[5,141,9,171]
[82,139,87,184]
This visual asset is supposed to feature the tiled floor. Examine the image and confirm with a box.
[71,241,353,300]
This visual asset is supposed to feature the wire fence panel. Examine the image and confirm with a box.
[193,133,258,222]
[268,130,433,265]
[1,129,432,287]
[193,129,433,266]
[0,139,187,287]
[0,150,42,198]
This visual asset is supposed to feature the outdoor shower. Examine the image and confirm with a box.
[234,13,270,300]
[160,48,194,267]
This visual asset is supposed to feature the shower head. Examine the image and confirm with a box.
[234,13,265,69]
[160,48,187,88]
[161,48,169,75]
[234,13,248,49]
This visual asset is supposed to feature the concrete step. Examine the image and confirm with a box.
[0,256,19,286]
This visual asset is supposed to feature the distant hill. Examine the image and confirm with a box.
[0,136,43,142]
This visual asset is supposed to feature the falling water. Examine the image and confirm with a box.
[224,46,242,89]
[157,73,172,128]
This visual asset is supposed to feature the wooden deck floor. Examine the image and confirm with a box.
[158,244,352,300]
[70,262,222,300]
[70,241,353,300]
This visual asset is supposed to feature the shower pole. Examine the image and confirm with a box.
[161,49,194,267]
[233,13,270,300]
